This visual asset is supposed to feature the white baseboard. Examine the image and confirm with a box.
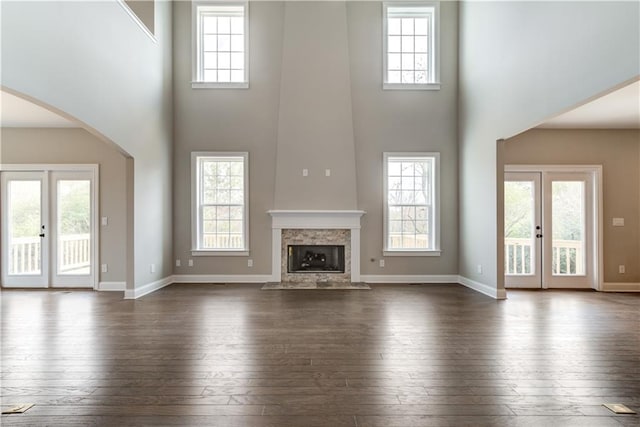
[458,276,507,300]
[120,274,509,300]
[601,282,640,292]
[361,274,459,284]
[98,281,126,291]
[124,276,173,299]
[172,274,272,284]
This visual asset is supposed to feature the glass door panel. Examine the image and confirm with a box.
[544,172,593,289]
[51,173,94,287]
[1,172,48,288]
[551,181,586,276]
[504,172,542,288]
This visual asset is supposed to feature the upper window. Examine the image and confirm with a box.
[383,153,440,255]
[191,152,249,255]
[383,2,440,90]
[192,2,249,89]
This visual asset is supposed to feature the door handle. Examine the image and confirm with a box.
[39,225,45,238]
[536,234,543,238]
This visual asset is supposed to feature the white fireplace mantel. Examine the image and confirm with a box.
[268,210,366,282]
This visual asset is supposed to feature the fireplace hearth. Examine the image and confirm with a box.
[288,245,345,273]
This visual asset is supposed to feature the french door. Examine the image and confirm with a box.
[1,168,97,288]
[505,168,598,289]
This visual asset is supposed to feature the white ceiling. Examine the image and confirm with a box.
[539,80,640,129]
[1,90,78,128]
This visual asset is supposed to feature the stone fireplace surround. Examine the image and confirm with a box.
[268,210,366,283]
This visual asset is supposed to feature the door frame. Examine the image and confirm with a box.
[1,164,99,289]
[504,164,603,291]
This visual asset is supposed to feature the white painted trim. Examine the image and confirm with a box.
[383,83,441,91]
[382,152,440,253]
[459,276,507,300]
[1,165,99,290]
[116,0,157,43]
[382,1,440,90]
[504,165,603,290]
[49,168,99,289]
[351,228,361,282]
[268,210,366,229]
[383,250,441,257]
[191,250,249,257]
[192,1,249,88]
[505,164,605,173]
[98,281,126,291]
[271,228,281,282]
[124,276,172,299]
[191,152,249,254]
[1,164,100,172]
[191,82,249,90]
[172,274,271,283]
[361,274,459,284]
[601,283,640,292]
[1,171,48,288]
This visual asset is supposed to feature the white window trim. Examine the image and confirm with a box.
[191,1,250,89]
[191,152,250,256]
[382,1,441,91]
[383,152,441,256]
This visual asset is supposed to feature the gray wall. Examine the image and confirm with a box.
[459,1,640,292]
[173,1,283,275]
[505,129,640,283]
[1,0,174,291]
[173,1,459,277]
[349,1,458,275]
[125,0,155,34]
[1,128,128,284]
[274,2,358,210]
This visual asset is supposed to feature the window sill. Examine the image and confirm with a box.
[383,82,441,91]
[191,250,250,257]
[383,250,441,257]
[191,81,249,89]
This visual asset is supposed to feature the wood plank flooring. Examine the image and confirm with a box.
[1,284,639,426]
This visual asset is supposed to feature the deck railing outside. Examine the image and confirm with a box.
[202,234,244,249]
[9,234,91,275]
[505,237,584,276]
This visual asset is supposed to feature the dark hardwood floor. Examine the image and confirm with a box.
[1,284,639,426]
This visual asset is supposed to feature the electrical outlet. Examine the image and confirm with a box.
[379,259,385,268]
[619,265,626,274]
[477,264,483,274]
[150,264,156,273]
[101,216,108,226]
[325,169,331,177]
[176,259,181,267]
[302,168,309,177]
[248,259,253,267]
[101,264,108,273]
[188,259,194,267]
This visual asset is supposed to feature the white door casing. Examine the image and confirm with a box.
[1,165,99,289]
[504,165,601,290]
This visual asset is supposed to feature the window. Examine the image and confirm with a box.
[192,2,248,89]
[191,152,249,255]
[383,2,439,90]
[383,153,440,255]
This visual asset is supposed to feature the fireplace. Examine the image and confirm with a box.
[288,245,345,273]
[268,210,366,283]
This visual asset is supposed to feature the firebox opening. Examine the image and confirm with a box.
[287,245,345,273]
